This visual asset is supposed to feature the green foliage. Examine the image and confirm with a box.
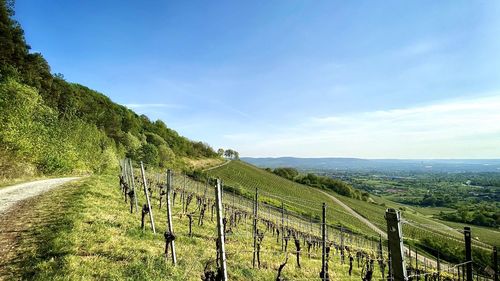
[418,237,492,269]
[209,160,378,235]
[0,0,217,178]
[270,167,366,200]
[0,79,47,156]
[123,132,142,156]
[145,132,167,147]
[343,169,500,228]
[157,145,175,168]
[439,204,499,227]
[419,237,463,264]
[223,149,239,159]
[272,167,299,180]
[6,175,387,280]
[0,78,120,177]
[136,143,159,166]
[186,169,208,182]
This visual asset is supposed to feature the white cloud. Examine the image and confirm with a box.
[231,94,500,158]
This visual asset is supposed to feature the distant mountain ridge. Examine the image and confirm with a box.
[242,157,500,173]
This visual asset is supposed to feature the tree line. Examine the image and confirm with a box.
[217,148,239,160]
[266,167,369,201]
[0,0,217,179]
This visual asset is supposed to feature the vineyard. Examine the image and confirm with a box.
[332,194,495,248]
[10,159,495,280]
[207,160,378,236]
[207,160,498,280]
[118,159,392,280]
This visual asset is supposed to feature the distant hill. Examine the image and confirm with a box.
[242,157,500,173]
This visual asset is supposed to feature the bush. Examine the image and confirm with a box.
[136,143,159,166]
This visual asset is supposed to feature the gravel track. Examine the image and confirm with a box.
[0,177,80,215]
[318,189,443,268]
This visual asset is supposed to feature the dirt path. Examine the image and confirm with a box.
[203,160,231,172]
[0,177,81,279]
[318,190,444,269]
[0,177,80,214]
[318,189,388,239]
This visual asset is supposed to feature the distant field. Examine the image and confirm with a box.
[337,194,498,248]
[411,206,456,216]
[435,220,500,247]
[209,161,499,249]
[209,160,497,271]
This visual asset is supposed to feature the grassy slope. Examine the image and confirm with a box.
[411,206,499,247]
[209,161,497,258]
[209,160,379,237]
[434,220,500,247]
[7,160,488,279]
[183,157,225,171]
[7,173,389,280]
[363,196,499,248]
[411,206,456,216]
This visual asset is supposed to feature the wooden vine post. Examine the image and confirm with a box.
[182,173,186,214]
[464,227,473,281]
[215,179,228,280]
[320,202,329,281]
[415,249,418,276]
[385,208,407,281]
[388,244,393,280]
[166,169,177,265]
[493,246,498,281]
[437,252,441,281]
[378,234,385,278]
[252,188,259,268]
[129,158,138,212]
[119,159,124,181]
[281,201,285,252]
[140,161,156,233]
[340,226,345,264]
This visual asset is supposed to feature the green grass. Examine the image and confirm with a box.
[411,206,456,216]
[5,160,480,279]
[434,220,500,247]
[208,160,496,269]
[208,160,379,237]
[7,173,390,280]
[329,192,497,250]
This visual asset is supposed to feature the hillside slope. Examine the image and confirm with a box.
[0,0,217,181]
[1,172,393,280]
[208,160,379,236]
[208,160,496,269]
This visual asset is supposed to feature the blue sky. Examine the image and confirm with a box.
[15,0,500,158]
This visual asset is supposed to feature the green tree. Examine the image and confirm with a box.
[158,144,175,168]
[137,143,159,166]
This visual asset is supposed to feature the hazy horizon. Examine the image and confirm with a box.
[242,156,500,160]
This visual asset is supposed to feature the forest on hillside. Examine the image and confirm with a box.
[0,0,217,180]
